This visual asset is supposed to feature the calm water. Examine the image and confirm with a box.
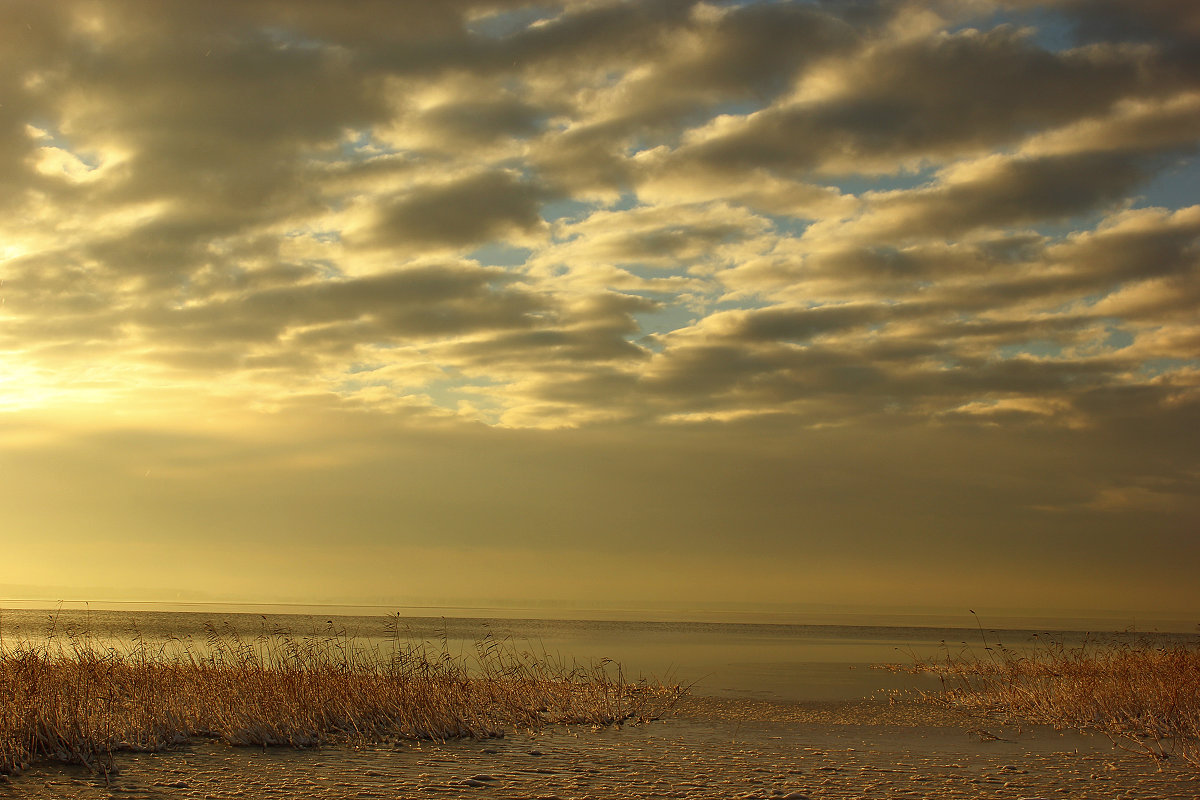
[3,606,1196,703]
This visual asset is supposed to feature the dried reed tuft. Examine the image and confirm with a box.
[899,628,1200,769]
[0,614,682,776]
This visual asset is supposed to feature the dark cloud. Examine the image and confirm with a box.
[1056,0,1200,49]
[1047,207,1200,283]
[151,264,542,336]
[632,333,1135,425]
[487,0,694,73]
[516,2,869,191]
[672,24,1177,177]
[614,225,750,260]
[856,151,1160,240]
[592,2,860,131]
[447,327,648,365]
[370,171,548,249]
[419,97,549,145]
[446,292,659,365]
[731,304,892,343]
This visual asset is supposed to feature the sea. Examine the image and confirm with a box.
[2,603,1197,703]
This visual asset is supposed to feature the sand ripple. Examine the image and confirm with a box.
[5,697,1198,799]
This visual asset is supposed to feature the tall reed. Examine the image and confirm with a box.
[0,614,681,776]
[900,631,1200,769]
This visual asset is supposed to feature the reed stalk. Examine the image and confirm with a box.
[0,615,681,776]
[897,633,1200,769]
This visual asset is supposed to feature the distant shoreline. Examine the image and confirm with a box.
[2,598,1196,634]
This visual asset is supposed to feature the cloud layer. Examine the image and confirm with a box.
[2,0,1198,614]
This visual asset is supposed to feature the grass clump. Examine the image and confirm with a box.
[0,614,681,777]
[901,627,1200,769]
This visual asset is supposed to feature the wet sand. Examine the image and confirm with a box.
[6,695,1198,799]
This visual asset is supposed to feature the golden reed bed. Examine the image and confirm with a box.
[0,615,680,777]
[895,625,1200,770]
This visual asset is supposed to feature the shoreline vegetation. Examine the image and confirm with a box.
[889,625,1200,770]
[5,609,1198,784]
[0,613,682,778]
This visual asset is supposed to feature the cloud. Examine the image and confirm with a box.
[3,0,1200,613]
[366,171,549,250]
[1055,0,1200,49]
[418,97,548,145]
[112,263,557,403]
[443,292,659,367]
[662,24,1173,178]
[847,150,1152,240]
[533,201,772,278]
[3,0,1196,429]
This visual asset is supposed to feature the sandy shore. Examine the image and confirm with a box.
[5,695,1198,799]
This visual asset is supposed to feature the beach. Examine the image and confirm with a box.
[9,695,1199,799]
[3,609,1199,799]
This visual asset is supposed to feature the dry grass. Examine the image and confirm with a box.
[0,614,682,777]
[896,626,1200,769]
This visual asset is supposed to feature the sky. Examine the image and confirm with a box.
[1,0,1198,622]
